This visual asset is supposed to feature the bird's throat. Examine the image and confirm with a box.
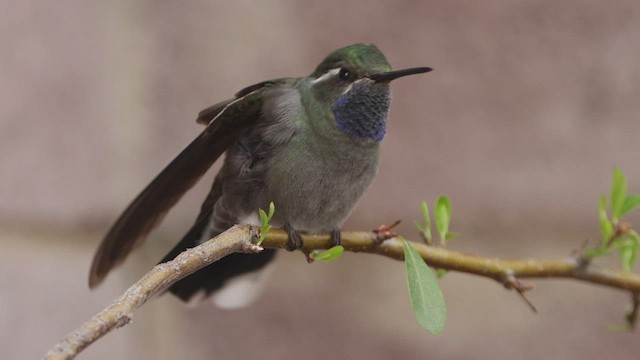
[332,82,391,141]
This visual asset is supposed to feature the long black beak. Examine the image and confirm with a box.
[369,67,432,83]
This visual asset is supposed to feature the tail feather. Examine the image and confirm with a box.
[167,249,277,303]
[159,211,277,304]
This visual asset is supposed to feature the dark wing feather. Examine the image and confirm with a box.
[194,79,287,126]
[195,99,233,125]
[88,88,265,288]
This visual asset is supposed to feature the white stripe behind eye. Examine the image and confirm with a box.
[311,68,341,84]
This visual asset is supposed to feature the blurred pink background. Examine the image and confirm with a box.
[2,1,640,359]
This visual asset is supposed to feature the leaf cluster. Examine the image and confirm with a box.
[589,168,640,271]
[257,202,275,246]
[414,196,456,245]
[403,196,455,334]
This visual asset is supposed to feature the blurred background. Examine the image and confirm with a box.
[2,1,640,359]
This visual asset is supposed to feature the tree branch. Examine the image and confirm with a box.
[262,228,640,292]
[45,225,640,359]
[45,225,262,360]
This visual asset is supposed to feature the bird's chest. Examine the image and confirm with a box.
[265,136,380,232]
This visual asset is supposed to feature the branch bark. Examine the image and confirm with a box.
[45,225,640,359]
[262,229,640,292]
[45,225,262,360]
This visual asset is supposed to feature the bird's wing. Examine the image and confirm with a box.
[89,81,280,288]
[195,78,289,125]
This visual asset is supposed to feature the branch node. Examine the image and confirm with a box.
[501,272,538,313]
[242,243,264,254]
[116,314,132,327]
[572,238,592,268]
[372,220,402,243]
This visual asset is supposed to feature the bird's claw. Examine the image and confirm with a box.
[284,223,303,251]
[330,229,342,247]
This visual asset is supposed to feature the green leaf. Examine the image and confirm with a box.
[619,240,637,272]
[599,194,613,244]
[268,201,275,220]
[259,208,268,225]
[621,195,640,218]
[421,201,432,243]
[310,245,344,261]
[421,201,431,227]
[620,231,640,271]
[402,239,447,334]
[611,167,627,222]
[586,246,609,258]
[444,231,458,242]
[436,268,448,278]
[435,196,451,244]
[257,202,275,246]
[414,201,432,244]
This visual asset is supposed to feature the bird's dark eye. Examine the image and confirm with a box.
[338,68,351,81]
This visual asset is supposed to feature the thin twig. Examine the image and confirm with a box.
[501,274,537,313]
[627,293,640,329]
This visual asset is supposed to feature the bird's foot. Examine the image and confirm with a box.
[284,223,303,251]
[330,229,342,247]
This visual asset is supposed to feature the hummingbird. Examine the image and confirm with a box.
[89,43,431,307]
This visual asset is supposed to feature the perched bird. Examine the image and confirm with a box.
[89,43,431,307]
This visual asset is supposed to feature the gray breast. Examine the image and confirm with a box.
[265,126,381,233]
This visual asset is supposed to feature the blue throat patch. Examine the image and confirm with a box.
[332,82,391,141]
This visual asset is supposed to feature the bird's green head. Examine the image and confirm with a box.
[311,43,393,79]
[308,43,431,141]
